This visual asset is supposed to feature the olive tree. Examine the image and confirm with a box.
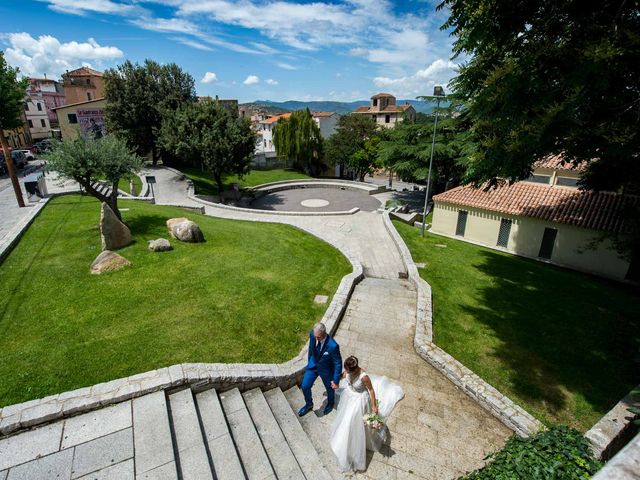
[45,136,143,220]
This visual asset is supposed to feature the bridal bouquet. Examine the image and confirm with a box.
[363,412,385,430]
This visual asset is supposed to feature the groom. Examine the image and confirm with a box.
[298,322,342,416]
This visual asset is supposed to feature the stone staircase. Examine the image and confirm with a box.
[134,386,333,480]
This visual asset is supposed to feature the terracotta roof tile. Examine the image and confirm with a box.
[312,111,335,117]
[433,182,635,233]
[260,112,292,124]
[354,106,370,113]
[371,92,394,98]
[63,66,103,77]
[534,153,587,172]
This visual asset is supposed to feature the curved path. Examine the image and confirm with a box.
[149,167,511,478]
[0,167,510,480]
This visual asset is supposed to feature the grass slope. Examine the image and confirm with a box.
[394,221,640,431]
[182,167,312,196]
[118,175,143,196]
[0,196,350,406]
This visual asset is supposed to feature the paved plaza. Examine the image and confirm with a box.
[250,187,382,213]
[0,167,512,479]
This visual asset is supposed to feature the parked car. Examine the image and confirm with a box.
[0,157,6,175]
[33,139,53,153]
[10,151,28,169]
[15,149,34,161]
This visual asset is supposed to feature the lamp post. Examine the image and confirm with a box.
[421,85,446,237]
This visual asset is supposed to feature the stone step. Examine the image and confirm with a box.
[167,389,214,480]
[132,391,179,479]
[265,388,333,480]
[219,388,276,480]
[243,388,305,480]
[195,388,247,480]
[282,387,342,480]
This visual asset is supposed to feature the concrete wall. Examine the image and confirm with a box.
[313,115,338,138]
[25,97,51,140]
[432,202,631,281]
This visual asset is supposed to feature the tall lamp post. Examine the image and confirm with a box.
[421,85,446,237]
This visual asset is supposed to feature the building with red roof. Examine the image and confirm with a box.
[431,155,636,281]
[353,93,416,127]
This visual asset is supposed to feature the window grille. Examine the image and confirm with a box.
[455,210,468,237]
[496,218,512,247]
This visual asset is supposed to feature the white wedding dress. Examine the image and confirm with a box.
[329,370,404,472]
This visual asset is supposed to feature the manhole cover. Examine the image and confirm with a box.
[301,199,330,208]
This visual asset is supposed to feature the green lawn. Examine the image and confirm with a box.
[394,221,640,431]
[118,175,143,196]
[182,167,312,196]
[0,195,350,406]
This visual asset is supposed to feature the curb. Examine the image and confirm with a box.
[0,198,50,265]
[382,211,544,438]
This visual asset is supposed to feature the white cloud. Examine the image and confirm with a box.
[201,72,218,83]
[130,16,200,35]
[265,78,278,85]
[2,32,124,78]
[373,59,458,97]
[42,0,139,15]
[172,37,214,51]
[276,62,298,70]
[243,75,260,85]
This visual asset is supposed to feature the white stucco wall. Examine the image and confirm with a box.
[432,202,631,281]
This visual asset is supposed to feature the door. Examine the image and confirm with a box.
[455,210,468,237]
[538,227,557,259]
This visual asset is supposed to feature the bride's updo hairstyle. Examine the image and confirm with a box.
[344,356,359,372]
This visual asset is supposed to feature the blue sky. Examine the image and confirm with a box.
[0,0,458,102]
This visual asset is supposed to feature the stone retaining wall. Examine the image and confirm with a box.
[591,431,640,480]
[0,195,364,438]
[382,212,543,438]
[585,386,640,460]
[251,179,385,196]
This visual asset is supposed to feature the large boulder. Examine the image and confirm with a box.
[100,202,131,251]
[166,217,205,243]
[90,250,131,274]
[148,238,172,252]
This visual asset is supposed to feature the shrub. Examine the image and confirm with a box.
[459,426,601,480]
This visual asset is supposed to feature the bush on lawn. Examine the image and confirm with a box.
[459,426,601,480]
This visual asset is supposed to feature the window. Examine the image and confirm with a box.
[263,139,267,147]
[528,174,551,184]
[40,119,46,127]
[455,210,468,237]
[37,103,42,111]
[373,98,378,107]
[556,177,578,187]
[24,102,29,111]
[86,78,91,85]
[538,227,557,259]
[496,218,512,247]
[372,115,377,122]
[68,113,78,124]
[385,114,391,123]
[87,92,92,101]
[28,120,34,128]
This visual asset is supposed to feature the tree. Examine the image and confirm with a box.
[158,100,256,195]
[325,114,379,180]
[377,103,465,193]
[273,109,324,176]
[349,137,381,182]
[104,60,196,164]
[439,0,640,258]
[0,51,28,207]
[45,136,143,220]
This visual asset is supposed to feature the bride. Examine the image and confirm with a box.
[329,356,404,472]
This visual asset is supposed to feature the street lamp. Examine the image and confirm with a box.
[421,85,446,237]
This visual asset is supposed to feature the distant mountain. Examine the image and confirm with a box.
[242,99,434,115]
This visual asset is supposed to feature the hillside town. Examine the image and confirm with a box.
[0,1,639,480]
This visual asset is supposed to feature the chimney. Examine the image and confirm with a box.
[44,73,47,79]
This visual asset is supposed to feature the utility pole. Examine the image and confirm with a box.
[0,129,25,207]
[421,86,446,237]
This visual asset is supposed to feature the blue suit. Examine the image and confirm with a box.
[301,330,342,408]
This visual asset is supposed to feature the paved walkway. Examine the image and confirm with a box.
[0,167,511,479]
